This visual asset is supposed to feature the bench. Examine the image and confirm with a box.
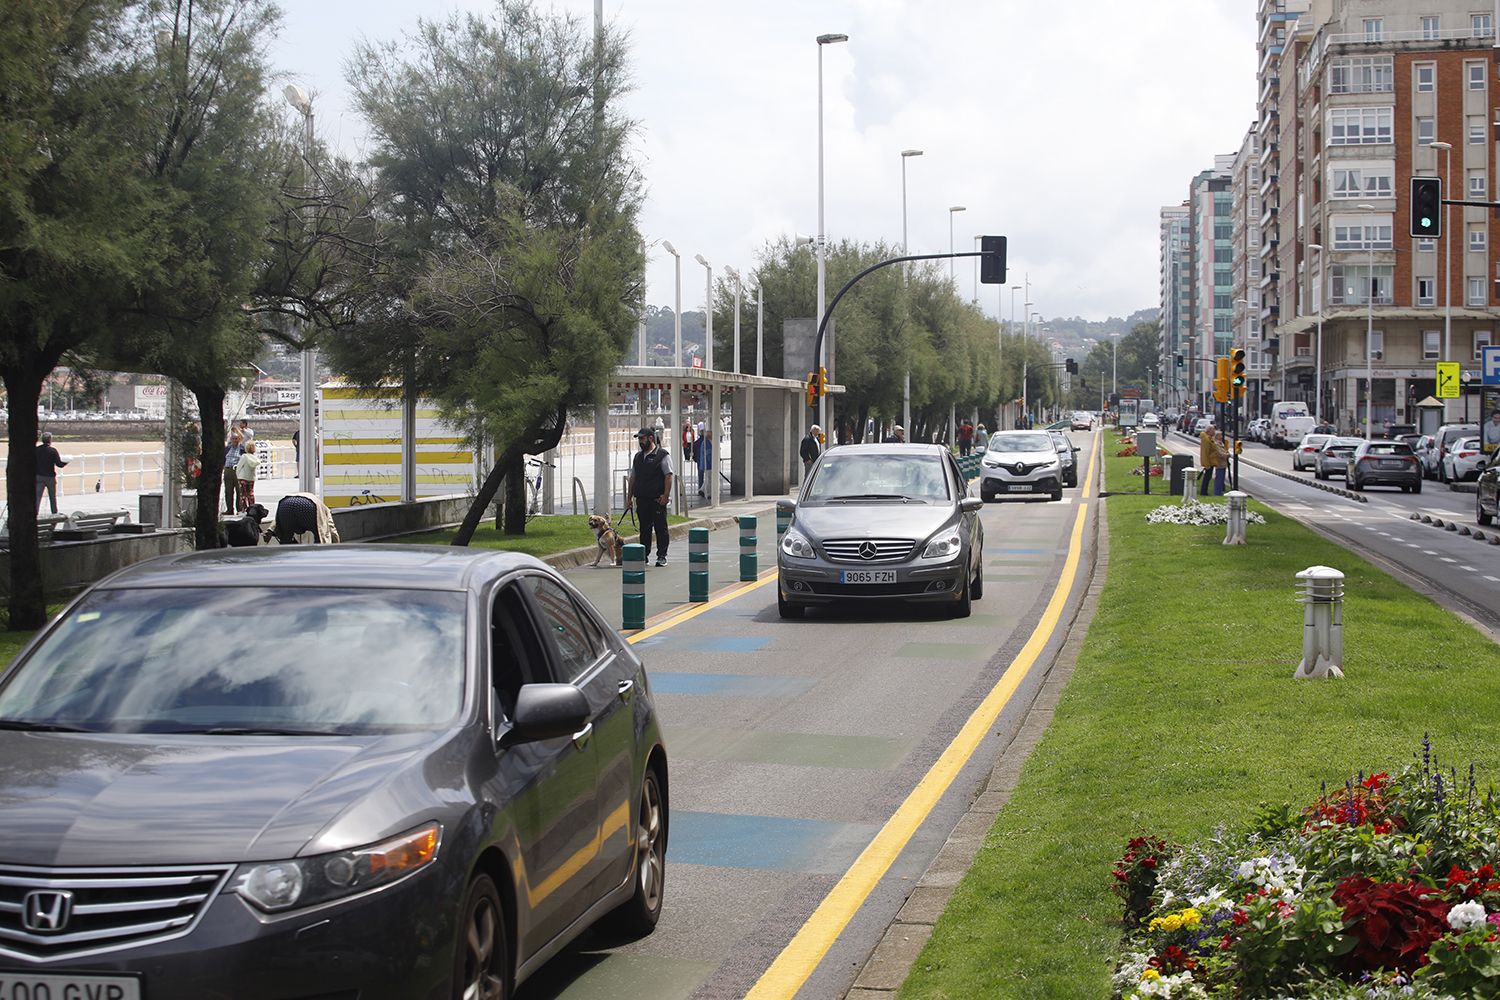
[0,513,70,547]
[49,510,155,542]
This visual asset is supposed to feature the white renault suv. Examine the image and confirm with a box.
[980,430,1064,502]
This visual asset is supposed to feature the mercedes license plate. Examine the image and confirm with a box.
[0,972,141,1000]
[1007,484,1031,492]
[1379,460,1404,468]
[839,570,896,584]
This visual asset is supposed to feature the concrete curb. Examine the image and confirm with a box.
[1409,509,1500,547]
[1237,454,1369,503]
[844,455,1106,999]
[542,508,776,571]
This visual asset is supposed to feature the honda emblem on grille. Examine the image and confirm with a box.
[857,541,878,560]
[21,890,73,932]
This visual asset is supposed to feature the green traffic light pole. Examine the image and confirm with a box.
[809,249,1003,430]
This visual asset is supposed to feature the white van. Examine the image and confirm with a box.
[1269,401,1311,449]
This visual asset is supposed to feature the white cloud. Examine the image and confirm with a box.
[270,0,1256,322]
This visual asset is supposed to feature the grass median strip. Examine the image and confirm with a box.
[897,436,1500,999]
[388,512,687,557]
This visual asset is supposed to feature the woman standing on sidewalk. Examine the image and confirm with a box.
[236,440,260,510]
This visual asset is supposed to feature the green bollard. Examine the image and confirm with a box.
[738,515,757,581]
[688,527,709,602]
[622,543,646,629]
[776,505,791,540]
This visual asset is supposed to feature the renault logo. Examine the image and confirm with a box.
[1014,463,1026,475]
[857,541,878,560]
[21,890,73,933]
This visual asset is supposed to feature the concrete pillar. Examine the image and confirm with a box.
[729,388,747,498]
[669,381,682,515]
[594,384,611,514]
[709,383,722,507]
[785,390,797,489]
[743,386,755,500]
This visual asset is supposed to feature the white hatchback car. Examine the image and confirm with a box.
[1292,433,1333,471]
[1444,436,1487,482]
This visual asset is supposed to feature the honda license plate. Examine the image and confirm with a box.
[0,972,141,1000]
[839,570,896,584]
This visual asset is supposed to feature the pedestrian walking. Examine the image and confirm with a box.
[1198,423,1221,497]
[236,440,260,510]
[693,421,712,497]
[800,424,823,476]
[292,427,300,465]
[882,424,906,444]
[957,419,974,456]
[975,423,989,451]
[35,432,68,514]
[626,427,674,566]
[223,430,245,514]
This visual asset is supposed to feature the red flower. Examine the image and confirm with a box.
[1141,857,1158,869]
[1333,877,1450,973]
[1220,933,1234,950]
[1363,772,1388,790]
[1231,910,1248,926]
[1112,868,1127,882]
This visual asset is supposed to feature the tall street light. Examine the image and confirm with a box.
[1308,242,1324,422]
[816,32,848,437]
[901,149,922,432]
[1358,202,1376,440]
[947,206,966,284]
[283,84,317,494]
[727,266,742,374]
[662,241,683,367]
[753,278,764,376]
[694,253,712,371]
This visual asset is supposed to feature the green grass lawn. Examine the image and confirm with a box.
[899,433,1500,999]
[388,513,688,558]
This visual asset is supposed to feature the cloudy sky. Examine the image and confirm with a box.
[269,0,1256,323]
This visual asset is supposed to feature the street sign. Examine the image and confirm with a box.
[1483,346,1500,385]
[1436,361,1461,398]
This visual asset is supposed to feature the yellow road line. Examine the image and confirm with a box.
[626,570,777,645]
[743,442,1098,1000]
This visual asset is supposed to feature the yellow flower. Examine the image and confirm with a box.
[1181,907,1201,928]
[1141,969,1161,981]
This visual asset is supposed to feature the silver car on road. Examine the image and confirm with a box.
[776,444,985,619]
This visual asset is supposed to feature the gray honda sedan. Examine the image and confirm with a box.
[777,443,984,618]
[0,546,667,1000]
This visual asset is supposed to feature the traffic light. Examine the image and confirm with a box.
[1065,357,1078,374]
[817,366,829,396]
[1411,176,1442,238]
[979,235,1007,284]
[805,372,817,407]
[1230,348,1247,399]
[1175,353,1184,369]
[1213,356,1230,403]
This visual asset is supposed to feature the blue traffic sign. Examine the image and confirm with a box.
[1484,345,1500,385]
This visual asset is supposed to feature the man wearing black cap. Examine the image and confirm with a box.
[626,426,674,566]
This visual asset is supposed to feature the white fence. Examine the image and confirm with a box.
[3,447,297,502]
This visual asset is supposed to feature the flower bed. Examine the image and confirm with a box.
[1145,502,1266,527]
[1111,743,1500,999]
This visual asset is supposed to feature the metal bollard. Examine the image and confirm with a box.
[1223,490,1249,545]
[622,543,646,630]
[1182,468,1200,505]
[776,505,791,540]
[688,526,709,602]
[738,515,757,582]
[1293,565,1345,680]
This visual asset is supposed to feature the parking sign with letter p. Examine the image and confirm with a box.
[1483,345,1500,386]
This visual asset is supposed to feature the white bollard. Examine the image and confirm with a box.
[1182,468,1200,505]
[1223,490,1249,545]
[1293,565,1345,680]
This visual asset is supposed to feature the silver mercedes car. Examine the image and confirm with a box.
[776,444,984,619]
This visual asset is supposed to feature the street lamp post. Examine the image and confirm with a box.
[727,267,742,374]
[816,31,848,438]
[1431,142,1453,374]
[1357,201,1376,440]
[900,148,922,432]
[283,84,317,494]
[1308,242,1324,423]
[754,280,763,376]
[947,206,966,284]
[662,241,682,367]
[694,254,712,371]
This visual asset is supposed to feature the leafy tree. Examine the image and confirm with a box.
[327,0,642,543]
[0,1,163,628]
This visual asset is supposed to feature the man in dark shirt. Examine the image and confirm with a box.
[35,433,68,514]
[881,424,906,444]
[799,424,822,476]
[626,427,674,566]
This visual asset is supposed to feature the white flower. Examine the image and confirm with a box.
[1447,899,1488,930]
[1236,860,1256,879]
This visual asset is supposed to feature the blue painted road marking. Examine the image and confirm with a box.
[668,811,877,873]
[649,672,816,697]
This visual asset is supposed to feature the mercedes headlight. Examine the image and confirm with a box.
[921,530,963,559]
[780,528,816,560]
[235,823,441,913]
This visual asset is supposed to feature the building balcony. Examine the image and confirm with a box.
[1323,25,1494,47]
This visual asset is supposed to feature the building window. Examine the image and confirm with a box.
[1370,330,1385,357]
[1363,18,1384,39]
[1470,170,1488,199]
[1471,116,1488,144]
[1475,13,1493,38]
[1418,238,1437,252]
[1470,61,1488,90]
[1424,329,1441,358]
[1330,264,1394,305]
[1419,280,1437,307]
[1477,331,1494,358]
[1471,225,1488,252]
[1470,276,1487,305]
[1330,55,1394,94]
[1330,164,1395,199]
[1332,215,1394,251]
[1417,117,1436,145]
[1328,107,1393,145]
[1422,15,1442,39]
[1416,63,1436,92]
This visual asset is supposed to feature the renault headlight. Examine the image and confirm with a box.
[921,530,963,559]
[780,528,815,560]
[235,823,441,913]
[981,454,1001,467]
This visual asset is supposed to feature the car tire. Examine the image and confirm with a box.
[1412,480,1422,495]
[1050,487,1063,502]
[609,765,667,937]
[951,575,972,619]
[1350,477,1363,492]
[980,489,995,503]
[1479,497,1494,526]
[453,875,509,1000]
[777,589,805,619]
[970,563,984,600]
[1315,467,1325,480]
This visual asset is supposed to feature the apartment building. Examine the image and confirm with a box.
[1272,0,1499,430]
[1232,124,1273,417]
[1159,205,1191,403]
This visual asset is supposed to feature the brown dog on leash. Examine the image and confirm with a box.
[587,513,624,567]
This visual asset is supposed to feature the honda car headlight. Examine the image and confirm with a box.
[780,528,815,560]
[235,822,441,913]
[921,530,963,559]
